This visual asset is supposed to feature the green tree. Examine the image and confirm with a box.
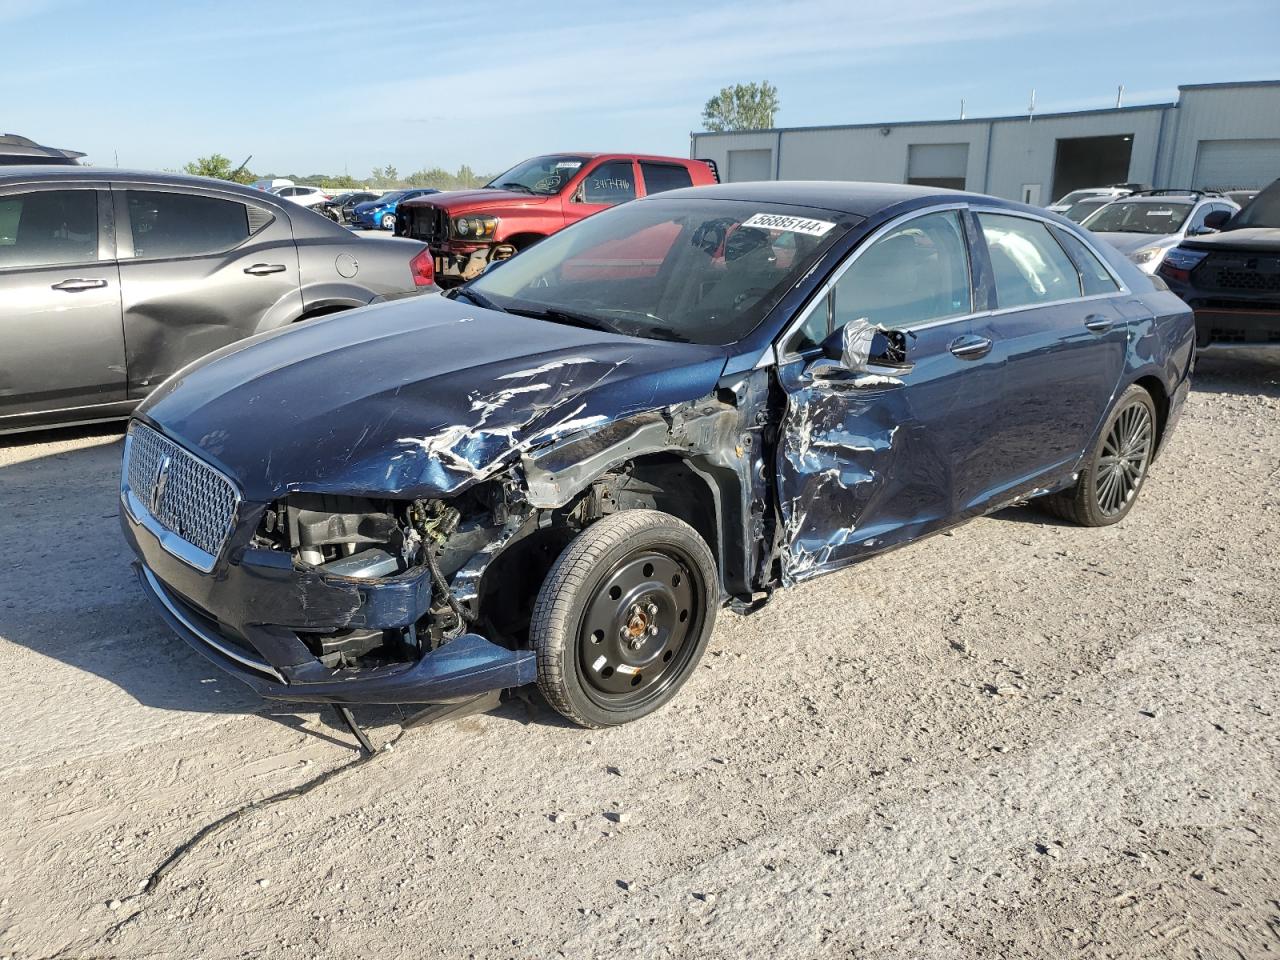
[701,81,779,132]
[183,153,256,184]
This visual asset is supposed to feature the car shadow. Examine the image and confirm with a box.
[1190,348,1280,397]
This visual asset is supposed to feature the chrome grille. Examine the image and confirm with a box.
[124,423,239,568]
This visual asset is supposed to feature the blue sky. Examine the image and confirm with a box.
[3,0,1277,177]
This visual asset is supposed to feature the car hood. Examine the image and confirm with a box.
[137,296,728,502]
[1093,232,1177,256]
[405,188,554,214]
[1181,227,1280,253]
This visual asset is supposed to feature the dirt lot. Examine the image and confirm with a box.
[1,351,1277,960]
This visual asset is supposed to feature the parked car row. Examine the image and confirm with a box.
[5,139,1265,740]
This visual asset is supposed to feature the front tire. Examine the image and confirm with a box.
[1045,384,1157,526]
[380,213,396,230]
[532,510,718,728]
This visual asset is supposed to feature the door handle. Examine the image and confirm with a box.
[51,278,107,292]
[949,334,992,360]
[1084,314,1114,333]
[244,263,287,275]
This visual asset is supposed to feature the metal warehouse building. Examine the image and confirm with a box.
[690,80,1280,204]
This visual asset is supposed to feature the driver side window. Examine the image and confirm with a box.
[578,161,636,206]
[785,210,972,354]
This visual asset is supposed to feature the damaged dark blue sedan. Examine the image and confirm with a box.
[122,181,1193,730]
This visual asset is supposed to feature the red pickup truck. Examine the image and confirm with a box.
[395,153,719,285]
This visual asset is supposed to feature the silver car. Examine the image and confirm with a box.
[1081,189,1239,274]
[0,167,436,434]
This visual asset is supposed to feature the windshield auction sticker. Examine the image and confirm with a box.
[742,213,836,237]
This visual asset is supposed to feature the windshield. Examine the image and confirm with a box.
[375,191,408,204]
[1084,200,1193,234]
[1232,180,1280,228]
[465,198,855,346]
[485,155,589,196]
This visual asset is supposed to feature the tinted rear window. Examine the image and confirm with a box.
[641,162,694,195]
[126,190,250,259]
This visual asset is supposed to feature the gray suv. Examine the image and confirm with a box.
[0,167,435,434]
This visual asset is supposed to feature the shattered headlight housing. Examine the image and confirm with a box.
[453,214,499,240]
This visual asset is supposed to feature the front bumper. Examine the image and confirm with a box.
[122,499,535,704]
[1192,305,1280,348]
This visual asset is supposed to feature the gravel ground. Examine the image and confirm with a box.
[1,350,1277,960]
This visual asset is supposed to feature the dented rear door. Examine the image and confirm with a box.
[114,185,302,398]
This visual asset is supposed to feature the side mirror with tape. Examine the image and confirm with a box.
[804,320,912,383]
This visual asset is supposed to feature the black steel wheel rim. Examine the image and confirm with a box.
[1095,401,1153,517]
[576,546,704,709]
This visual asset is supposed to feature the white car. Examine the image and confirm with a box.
[272,185,331,209]
[1081,190,1240,274]
[250,177,293,192]
[1046,186,1135,219]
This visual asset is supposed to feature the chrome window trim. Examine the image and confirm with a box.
[140,566,285,682]
[119,429,241,574]
[767,202,1133,368]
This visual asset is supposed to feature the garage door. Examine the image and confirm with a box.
[907,143,969,190]
[727,149,773,182]
[1192,139,1280,190]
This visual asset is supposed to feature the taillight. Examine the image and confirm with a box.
[410,247,434,287]
[1157,247,1207,285]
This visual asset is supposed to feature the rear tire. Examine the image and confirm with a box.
[1043,384,1157,527]
[531,510,718,728]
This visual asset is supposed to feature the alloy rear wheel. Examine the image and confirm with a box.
[1043,384,1158,527]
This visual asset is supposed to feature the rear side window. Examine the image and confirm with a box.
[1053,228,1120,296]
[640,162,694,195]
[126,190,250,259]
[580,161,636,205]
[978,212,1081,308]
[0,190,98,269]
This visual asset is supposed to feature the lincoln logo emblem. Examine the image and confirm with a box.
[151,455,171,515]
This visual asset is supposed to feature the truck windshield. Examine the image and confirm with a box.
[465,197,856,346]
[485,155,590,196]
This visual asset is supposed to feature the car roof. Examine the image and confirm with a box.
[1109,194,1199,204]
[649,180,1027,217]
[0,165,276,200]
[524,152,704,164]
